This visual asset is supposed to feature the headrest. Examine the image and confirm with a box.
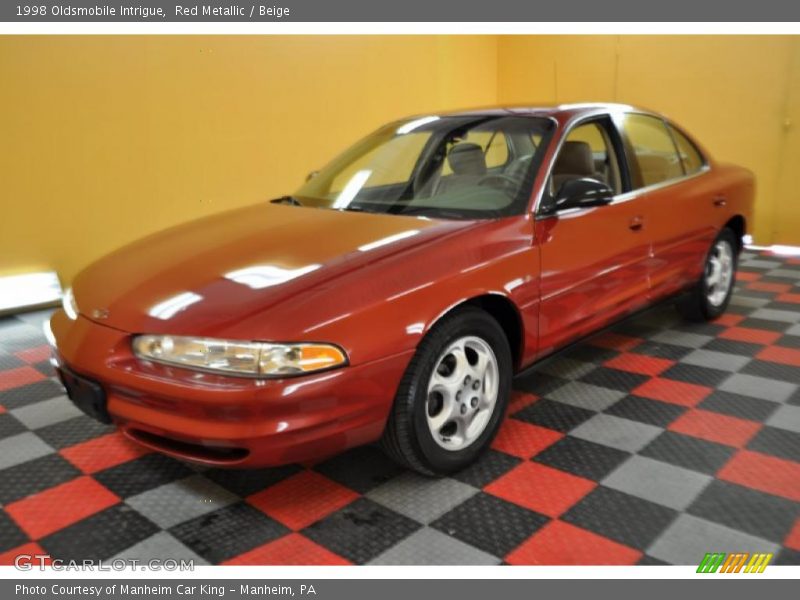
[554,141,595,176]
[447,143,487,176]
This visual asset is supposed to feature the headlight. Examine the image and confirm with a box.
[132,335,347,378]
[63,287,78,320]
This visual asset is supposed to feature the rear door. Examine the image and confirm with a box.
[535,115,652,356]
[618,113,717,301]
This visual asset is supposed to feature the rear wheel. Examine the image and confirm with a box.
[676,228,738,321]
[380,307,512,475]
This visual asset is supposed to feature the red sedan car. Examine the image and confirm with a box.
[49,104,754,475]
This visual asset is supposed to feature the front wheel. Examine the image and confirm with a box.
[676,228,738,321]
[380,307,512,476]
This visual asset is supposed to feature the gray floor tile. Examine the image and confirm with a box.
[647,514,779,565]
[111,531,209,565]
[719,373,797,403]
[603,456,712,511]
[126,474,239,529]
[10,396,82,430]
[547,381,626,411]
[367,472,477,524]
[570,414,662,453]
[651,330,712,349]
[750,308,800,324]
[765,404,800,433]
[680,349,751,372]
[0,432,54,470]
[368,527,500,565]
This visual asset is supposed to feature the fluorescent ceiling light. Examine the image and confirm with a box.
[224,264,320,289]
[396,115,440,135]
[0,271,62,313]
[333,169,372,209]
[358,229,420,252]
[147,292,203,320]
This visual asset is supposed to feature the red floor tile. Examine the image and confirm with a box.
[589,332,642,352]
[492,419,563,459]
[632,377,712,407]
[715,313,746,327]
[14,345,52,365]
[718,450,800,502]
[485,462,596,518]
[746,281,793,294]
[0,366,45,392]
[223,533,351,565]
[247,470,358,530]
[719,327,782,345]
[0,542,49,567]
[60,432,151,474]
[506,520,642,565]
[507,390,539,414]
[776,292,800,304]
[668,409,761,448]
[756,346,800,368]
[0,405,6,414]
[5,476,119,539]
[784,519,800,552]
[735,271,761,282]
[605,352,675,376]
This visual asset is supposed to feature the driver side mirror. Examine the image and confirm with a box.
[541,178,614,215]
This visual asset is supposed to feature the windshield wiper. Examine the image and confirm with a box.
[271,195,304,207]
[397,206,468,220]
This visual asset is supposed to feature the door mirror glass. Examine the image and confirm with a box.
[548,177,614,213]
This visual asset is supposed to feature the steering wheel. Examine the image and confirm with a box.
[477,174,521,196]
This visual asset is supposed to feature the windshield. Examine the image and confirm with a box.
[293,115,555,219]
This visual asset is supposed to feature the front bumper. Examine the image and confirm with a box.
[49,310,413,467]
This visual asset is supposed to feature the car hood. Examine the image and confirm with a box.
[72,202,472,336]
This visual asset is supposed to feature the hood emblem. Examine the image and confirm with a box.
[92,308,110,320]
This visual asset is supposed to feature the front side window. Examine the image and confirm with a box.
[295,116,555,219]
[548,120,622,197]
[622,114,684,188]
[668,125,706,175]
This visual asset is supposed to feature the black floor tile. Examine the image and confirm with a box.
[0,454,81,505]
[302,498,421,564]
[95,453,194,498]
[171,502,290,564]
[533,437,630,481]
[687,480,799,543]
[562,486,677,550]
[640,431,735,475]
[747,426,800,462]
[604,395,686,428]
[698,390,780,422]
[431,493,548,558]
[579,367,650,393]
[514,399,595,433]
[314,446,406,494]
[41,505,159,561]
[451,449,522,489]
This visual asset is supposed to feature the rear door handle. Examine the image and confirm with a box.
[629,216,644,231]
[713,195,727,207]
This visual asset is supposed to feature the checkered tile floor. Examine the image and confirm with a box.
[1,251,799,566]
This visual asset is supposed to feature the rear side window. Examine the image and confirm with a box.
[622,114,684,188]
[669,125,705,175]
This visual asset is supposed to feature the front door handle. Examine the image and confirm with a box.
[629,216,644,231]
[713,195,727,207]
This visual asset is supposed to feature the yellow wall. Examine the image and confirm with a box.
[498,35,800,244]
[0,36,497,283]
[2,35,799,285]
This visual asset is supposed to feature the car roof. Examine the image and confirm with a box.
[433,103,656,120]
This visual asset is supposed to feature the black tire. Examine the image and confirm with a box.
[676,227,738,322]
[380,306,513,476]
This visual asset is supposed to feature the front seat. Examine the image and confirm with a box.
[552,141,606,192]
[435,142,487,194]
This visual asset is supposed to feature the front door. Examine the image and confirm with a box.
[535,116,651,356]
